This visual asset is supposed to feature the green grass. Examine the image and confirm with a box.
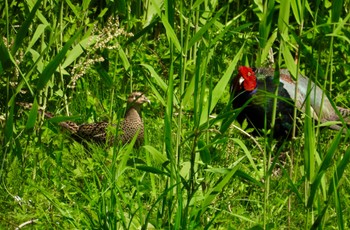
[1,0,350,229]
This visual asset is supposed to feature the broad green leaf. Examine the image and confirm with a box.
[278,0,290,36]
[116,130,141,178]
[281,44,297,79]
[258,0,275,48]
[36,29,82,91]
[82,0,91,11]
[48,115,80,123]
[201,157,243,211]
[290,0,302,25]
[192,0,205,8]
[11,0,42,55]
[304,78,316,183]
[65,0,80,17]
[136,165,170,176]
[334,183,344,229]
[141,64,167,91]
[0,38,12,70]
[145,0,163,25]
[61,44,84,69]
[254,0,264,12]
[307,130,342,208]
[25,99,39,130]
[331,12,350,36]
[96,66,113,86]
[118,46,130,70]
[235,170,263,187]
[161,15,181,52]
[260,30,277,65]
[147,80,166,106]
[198,139,211,164]
[199,43,244,125]
[326,34,350,44]
[187,6,227,51]
[143,145,169,165]
[26,0,49,25]
[149,0,163,16]
[29,48,43,73]
[25,24,47,55]
[327,145,350,197]
[331,0,343,23]
[232,138,260,177]
[62,35,97,69]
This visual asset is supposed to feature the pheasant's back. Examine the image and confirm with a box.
[75,122,109,143]
[258,68,349,123]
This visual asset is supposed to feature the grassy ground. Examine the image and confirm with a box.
[1,0,350,229]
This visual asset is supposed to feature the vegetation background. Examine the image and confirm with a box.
[1,0,350,229]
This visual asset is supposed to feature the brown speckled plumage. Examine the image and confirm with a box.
[73,92,150,145]
[18,92,150,146]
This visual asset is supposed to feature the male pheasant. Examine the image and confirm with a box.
[19,92,150,146]
[230,66,350,138]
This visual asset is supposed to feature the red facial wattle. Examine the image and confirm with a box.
[238,66,257,91]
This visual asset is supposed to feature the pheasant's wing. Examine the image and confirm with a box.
[278,70,339,122]
[76,122,108,142]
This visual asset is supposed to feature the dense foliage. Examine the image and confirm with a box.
[1,0,350,229]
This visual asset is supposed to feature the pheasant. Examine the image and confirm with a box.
[18,92,150,146]
[230,66,350,138]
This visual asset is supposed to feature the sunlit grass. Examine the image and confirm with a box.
[1,0,350,229]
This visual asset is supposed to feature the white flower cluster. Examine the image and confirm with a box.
[69,17,133,88]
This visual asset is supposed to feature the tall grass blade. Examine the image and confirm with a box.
[307,130,342,207]
[331,0,343,22]
[0,37,12,69]
[200,157,243,214]
[3,97,15,145]
[327,146,350,197]
[278,0,290,36]
[258,0,275,64]
[334,178,344,230]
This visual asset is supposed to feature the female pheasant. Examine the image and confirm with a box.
[18,92,150,146]
[230,66,350,138]
[74,92,150,146]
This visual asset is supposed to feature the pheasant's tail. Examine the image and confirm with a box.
[337,106,350,124]
[16,102,79,133]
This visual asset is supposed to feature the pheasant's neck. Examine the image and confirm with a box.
[125,107,141,121]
